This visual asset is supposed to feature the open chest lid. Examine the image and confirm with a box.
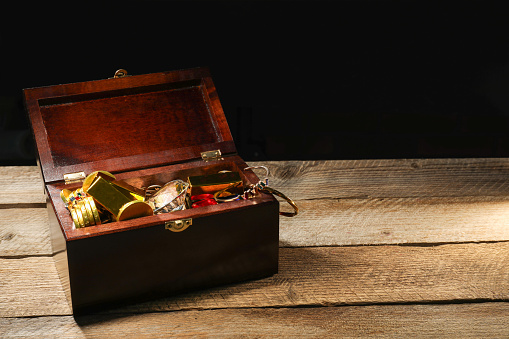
[24,67,236,184]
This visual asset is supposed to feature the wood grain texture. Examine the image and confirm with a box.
[264,158,509,199]
[0,208,52,256]
[124,243,509,313]
[2,160,509,336]
[4,195,509,255]
[24,68,237,183]
[280,196,509,246]
[7,159,509,205]
[0,167,45,205]
[44,156,278,241]
[1,303,509,338]
[2,243,508,317]
[0,257,71,317]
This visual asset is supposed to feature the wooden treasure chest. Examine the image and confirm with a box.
[24,67,282,315]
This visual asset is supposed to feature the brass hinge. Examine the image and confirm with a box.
[63,171,86,185]
[201,149,223,162]
[165,218,192,232]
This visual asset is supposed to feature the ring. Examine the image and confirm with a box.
[260,186,299,217]
[244,166,269,177]
[213,181,242,203]
[214,194,241,203]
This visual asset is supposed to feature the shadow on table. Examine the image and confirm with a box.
[74,243,331,326]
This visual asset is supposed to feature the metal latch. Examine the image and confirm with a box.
[165,218,192,232]
[113,69,130,78]
[63,171,86,184]
[201,149,223,162]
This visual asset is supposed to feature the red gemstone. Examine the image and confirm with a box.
[192,199,218,208]
[191,194,215,201]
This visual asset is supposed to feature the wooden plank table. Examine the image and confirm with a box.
[1,159,509,337]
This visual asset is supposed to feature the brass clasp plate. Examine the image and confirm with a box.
[63,171,86,184]
[165,218,192,232]
[201,149,222,162]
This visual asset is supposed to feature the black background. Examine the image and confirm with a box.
[2,0,509,165]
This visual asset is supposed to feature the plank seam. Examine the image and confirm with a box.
[0,248,64,259]
[295,194,509,202]
[0,254,54,259]
[2,241,509,258]
[0,203,46,209]
[102,298,509,316]
[279,240,509,249]
[2,299,508,320]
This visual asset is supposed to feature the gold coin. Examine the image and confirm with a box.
[60,189,71,205]
[78,202,90,227]
[70,209,80,229]
[83,199,96,226]
[117,200,154,222]
[87,197,102,225]
[74,206,85,228]
[82,201,92,227]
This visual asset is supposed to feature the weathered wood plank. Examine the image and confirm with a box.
[126,243,509,313]
[0,167,45,205]
[0,208,52,256]
[281,195,509,246]
[0,256,70,317]
[2,302,509,338]
[2,243,508,317]
[4,195,509,257]
[4,159,509,206]
[265,158,509,199]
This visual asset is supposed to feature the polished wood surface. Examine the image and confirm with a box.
[2,159,509,336]
[45,156,273,240]
[41,156,279,314]
[24,68,235,183]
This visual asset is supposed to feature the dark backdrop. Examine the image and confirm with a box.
[2,0,509,165]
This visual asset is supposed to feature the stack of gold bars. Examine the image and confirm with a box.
[60,167,298,229]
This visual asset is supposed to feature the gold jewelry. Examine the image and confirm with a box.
[83,199,96,226]
[87,197,102,225]
[243,166,298,217]
[78,201,91,227]
[75,206,85,228]
[70,209,80,229]
[213,181,242,202]
[244,165,269,180]
[60,189,71,207]
[261,186,299,217]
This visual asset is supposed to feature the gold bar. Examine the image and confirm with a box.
[83,171,144,201]
[85,176,153,222]
[188,171,242,196]
[85,177,134,218]
[111,181,145,201]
